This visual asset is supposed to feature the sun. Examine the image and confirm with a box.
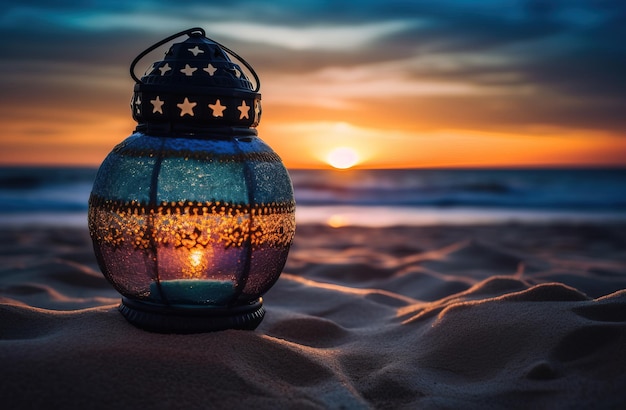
[326,147,359,169]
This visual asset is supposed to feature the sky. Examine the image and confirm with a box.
[0,0,625,169]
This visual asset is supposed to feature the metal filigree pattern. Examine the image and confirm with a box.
[89,195,295,252]
[132,35,261,128]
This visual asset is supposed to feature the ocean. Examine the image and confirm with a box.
[0,166,625,227]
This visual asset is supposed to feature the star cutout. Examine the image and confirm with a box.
[135,96,142,114]
[188,46,204,56]
[150,96,164,114]
[203,64,217,76]
[177,97,197,117]
[254,100,261,119]
[180,64,197,76]
[158,63,172,75]
[232,68,241,78]
[208,99,226,117]
[237,100,250,119]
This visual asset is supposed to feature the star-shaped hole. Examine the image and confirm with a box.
[237,100,250,119]
[204,64,217,76]
[254,100,262,120]
[188,46,204,56]
[177,97,197,117]
[208,99,227,117]
[180,64,197,76]
[150,96,164,114]
[158,63,172,75]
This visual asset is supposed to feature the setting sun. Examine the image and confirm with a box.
[327,147,359,169]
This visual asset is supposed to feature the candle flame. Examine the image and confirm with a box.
[189,248,203,267]
[183,248,210,279]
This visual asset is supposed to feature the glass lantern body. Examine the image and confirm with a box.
[88,130,295,309]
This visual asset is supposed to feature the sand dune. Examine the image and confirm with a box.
[1,224,625,409]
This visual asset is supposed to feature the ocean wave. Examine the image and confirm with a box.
[1,167,625,215]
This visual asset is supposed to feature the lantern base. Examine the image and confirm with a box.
[119,297,265,333]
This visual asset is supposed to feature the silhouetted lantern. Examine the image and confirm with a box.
[88,28,295,333]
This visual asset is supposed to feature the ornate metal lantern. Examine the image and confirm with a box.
[88,28,295,333]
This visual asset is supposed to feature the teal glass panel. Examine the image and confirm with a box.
[91,150,155,203]
[157,158,248,204]
[250,161,294,204]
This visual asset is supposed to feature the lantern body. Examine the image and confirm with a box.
[88,29,295,332]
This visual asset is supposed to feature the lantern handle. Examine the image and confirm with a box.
[129,27,261,92]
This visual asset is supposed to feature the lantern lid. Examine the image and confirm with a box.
[130,28,261,134]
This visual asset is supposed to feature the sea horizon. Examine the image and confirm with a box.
[1,165,625,228]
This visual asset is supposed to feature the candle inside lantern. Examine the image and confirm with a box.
[149,247,237,305]
[184,248,209,279]
[189,248,204,270]
[150,279,236,305]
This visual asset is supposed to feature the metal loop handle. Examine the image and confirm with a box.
[129,27,260,92]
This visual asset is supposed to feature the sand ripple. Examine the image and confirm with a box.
[1,224,626,409]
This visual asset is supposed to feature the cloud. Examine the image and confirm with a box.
[0,0,624,142]
[205,20,415,51]
[263,57,528,112]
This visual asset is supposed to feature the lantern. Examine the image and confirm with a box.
[88,28,295,333]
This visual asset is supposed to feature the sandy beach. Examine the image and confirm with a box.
[1,222,625,409]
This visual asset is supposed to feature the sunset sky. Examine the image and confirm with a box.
[1,0,625,169]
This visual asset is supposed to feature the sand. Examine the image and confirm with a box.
[1,223,626,409]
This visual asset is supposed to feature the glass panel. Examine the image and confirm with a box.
[157,157,248,204]
[89,132,296,307]
[250,161,294,204]
[91,152,155,203]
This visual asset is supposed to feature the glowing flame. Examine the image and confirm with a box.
[183,248,209,279]
[189,248,203,267]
